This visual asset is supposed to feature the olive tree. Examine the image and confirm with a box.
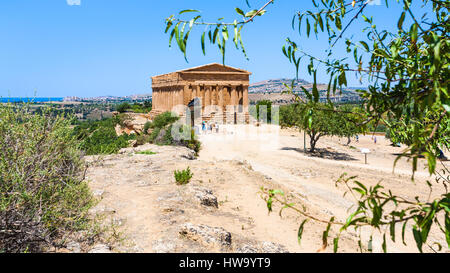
[280,103,362,152]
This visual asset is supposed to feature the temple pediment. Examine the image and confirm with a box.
[176,63,251,75]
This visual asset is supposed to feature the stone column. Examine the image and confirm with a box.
[218,85,224,111]
[162,88,167,112]
[200,85,205,111]
[184,85,190,105]
[152,89,157,111]
[243,85,249,123]
[178,86,184,106]
[194,85,199,98]
[157,89,161,111]
[243,85,249,109]
[168,89,171,112]
[165,89,168,111]
[211,86,216,106]
[204,85,211,115]
[161,89,164,111]
[231,85,237,112]
[171,89,175,112]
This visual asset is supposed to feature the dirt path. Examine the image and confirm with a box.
[198,125,450,253]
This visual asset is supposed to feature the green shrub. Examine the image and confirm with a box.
[255,100,273,123]
[120,102,152,114]
[183,129,201,155]
[136,150,157,155]
[73,117,134,155]
[149,111,179,130]
[143,121,151,134]
[136,134,152,146]
[174,167,193,185]
[116,102,130,113]
[73,118,136,155]
[147,112,179,145]
[143,112,201,154]
[0,105,97,253]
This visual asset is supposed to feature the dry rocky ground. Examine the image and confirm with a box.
[77,125,449,253]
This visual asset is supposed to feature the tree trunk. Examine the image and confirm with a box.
[309,131,319,153]
[346,136,351,146]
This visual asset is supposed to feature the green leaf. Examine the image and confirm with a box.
[410,23,418,43]
[360,41,370,52]
[245,9,266,18]
[390,220,396,242]
[333,236,339,253]
[312,71,319,103]
[298,219,308,245]
[322,217,334,250]
[338,71,347,87]
[235,7,245,17]
[179,9,200,15]
[267,197,273,212]
[222,26,229,41]
[213,27,219,44]
[397,12,406,30]
[201,32,206,55]
[413,226,423,252]
[165,20,173,34]
[306,18,311,37]
[335,16,342,31]
[445,212,450,248]
[318,14,324,31]
[371,206,382,226]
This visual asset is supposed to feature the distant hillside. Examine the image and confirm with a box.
[249,78,363,104]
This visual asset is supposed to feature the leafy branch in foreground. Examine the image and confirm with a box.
[165,0,450,252]
[164,0,274,62]
[261,171,450,253]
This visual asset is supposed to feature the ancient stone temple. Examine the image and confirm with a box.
[150,63,251,124]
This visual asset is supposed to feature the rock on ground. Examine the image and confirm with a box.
[88,244,112,253]
[179,223,232,248]
[191,187,219,208]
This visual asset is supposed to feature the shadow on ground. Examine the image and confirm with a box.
[281,147,357,161]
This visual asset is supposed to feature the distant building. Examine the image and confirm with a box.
[151,63,251,125]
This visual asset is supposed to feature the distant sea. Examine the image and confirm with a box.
[0,97,64,103]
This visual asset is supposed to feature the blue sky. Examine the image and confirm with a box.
[0,0,425,98]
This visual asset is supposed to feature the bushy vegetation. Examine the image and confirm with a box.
[72,111,201,156]
[0,105,97,253]
[386,106,450,162]
[136,150,157,155]
[174,167,193,185]
[146,111,180,145]
[116,101,152,113]
[183,129,202,156]
[72,115,135,155]
[253,100,273,123]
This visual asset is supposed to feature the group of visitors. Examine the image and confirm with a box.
[200,121,220,134]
